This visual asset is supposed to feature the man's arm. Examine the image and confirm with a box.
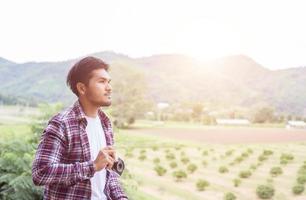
[108,171,129,200]
[32,119,95,186]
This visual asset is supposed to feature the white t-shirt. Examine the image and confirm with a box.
[85,115,107,200]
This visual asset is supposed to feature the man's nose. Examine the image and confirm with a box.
[106,83,112,92]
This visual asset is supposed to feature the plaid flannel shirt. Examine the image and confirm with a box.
[32,100,128,200]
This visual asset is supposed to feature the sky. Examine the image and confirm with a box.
[0,0,305,70]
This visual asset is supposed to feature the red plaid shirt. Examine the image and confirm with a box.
[32,100,128,200]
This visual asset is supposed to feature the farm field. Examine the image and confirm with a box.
[2,107,306,200]
[116,122,306,200]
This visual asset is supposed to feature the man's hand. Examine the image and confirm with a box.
[93,146,116,172]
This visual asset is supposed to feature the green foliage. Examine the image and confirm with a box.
[270,167,283,177]
[252,107,275,123]
[297,175,306,184]
[0,140,42,199]
[138,154,147,161]
[187,163,197,173]
[196,179,209,191]
[224,192,236,200]
[181,157,190,164]
[219,166,229,174]
[165,152,176,160]
[292,184,304,195]
[110,62,153,128]
[169,161,178,169]
[239,170,252,179]
[153,158,160,164]
[154,166,167,176]
[172,170,187,182]
[233,178,241,187]
[256,185,275,199]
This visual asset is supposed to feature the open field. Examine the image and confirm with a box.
[116,129,306,200]
[2,110,306,200]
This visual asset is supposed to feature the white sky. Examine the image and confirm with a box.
[0,0,305,69]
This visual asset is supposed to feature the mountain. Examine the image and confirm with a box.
[0,52,305,116]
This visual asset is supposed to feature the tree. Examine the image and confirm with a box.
[252,107,275,123]
[109,62,153,128]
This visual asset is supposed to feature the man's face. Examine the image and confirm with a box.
[84,68,112,107]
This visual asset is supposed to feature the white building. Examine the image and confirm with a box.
[216,119,251,126]
[286,120,306,129]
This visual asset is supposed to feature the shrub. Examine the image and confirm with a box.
[258,155,268,162]
[202,150,209,156]
[297,175,306,184]
[152,146,159,151]
[219,166,229,173]
[154,166,167,176]
[233,178,241,187]
[250,164,257,170]
[172,170,187,182]
[263,150,273,156]
[187,163,197,173]
[153,157,160,164]
[225,150,234,156]
[138,154,146,161]
[196,179,210,191]
[224,192,236,200]
[165,152,176,160]
[280,153,294,161]
[181,157,190,164]
[292,184,304,195]
[256,185,274,199]
[239,170,252,178]
[140,149,146,154]
[202,160,208,167]
[270,167,283,177]
[169,161,178,168]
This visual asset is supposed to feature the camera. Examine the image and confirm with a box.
[111,157,125,176]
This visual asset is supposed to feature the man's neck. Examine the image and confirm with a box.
[79,98,99,118]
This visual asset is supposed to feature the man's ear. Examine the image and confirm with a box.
[76,82,86,95]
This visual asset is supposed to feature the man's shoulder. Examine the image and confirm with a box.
[49,103,79,126]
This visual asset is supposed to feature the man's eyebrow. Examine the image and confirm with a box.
[97,77,111,81]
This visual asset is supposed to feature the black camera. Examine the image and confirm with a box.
[111,157,125,176]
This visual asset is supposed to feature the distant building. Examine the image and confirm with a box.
[216,119,250,126]
[286,120,306,129]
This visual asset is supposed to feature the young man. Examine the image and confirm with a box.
[32,57,128,200]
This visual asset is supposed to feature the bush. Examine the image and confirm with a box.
[280,153,294,161]
[181,157,190,164]
[256,185,275,199]
[187,163,197,173]
[258,155,268,162]
[172,170,187,182]
[154,166,167,176]
[250,164,257,170]
[292,184,304,195]
[138,154,146,161]
[202,150,209,156]
[270,167,283,177]
[196,179,209,191]
[202,160,208,167]
[219,166,229,173]
[224,192,236,200]
[233,178,241,187]
[263,150,273,156]
[153,157,160,164]
[140,149,146,154]
[225,150,234,156]
[169,161,178,168]
[165,152,176,160]
[297,175,306,184]
[239,170,252,178]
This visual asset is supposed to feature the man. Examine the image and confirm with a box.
[32,56,128,200]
